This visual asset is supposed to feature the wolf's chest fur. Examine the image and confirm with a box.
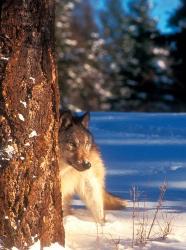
[59,144,106,222]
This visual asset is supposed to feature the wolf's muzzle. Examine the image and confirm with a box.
[70,159,91,171]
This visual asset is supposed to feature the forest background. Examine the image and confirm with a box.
[56,0,186,112]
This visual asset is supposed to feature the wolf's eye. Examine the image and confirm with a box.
[85,143,91,150]
[67,143,75,151]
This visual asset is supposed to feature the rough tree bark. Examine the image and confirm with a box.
[0,1,64,249]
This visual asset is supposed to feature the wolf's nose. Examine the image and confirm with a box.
[83,160,91,169]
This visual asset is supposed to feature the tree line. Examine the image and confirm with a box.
[56,0,186,112]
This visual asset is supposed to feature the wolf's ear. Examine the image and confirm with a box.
[80,112,90,128]
[59,110,73,129]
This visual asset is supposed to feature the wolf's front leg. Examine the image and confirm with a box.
[78,174,105,224]
[62,194,74,216]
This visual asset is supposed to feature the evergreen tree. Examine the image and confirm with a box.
[56,0,110,111]
[100,0,133,110]
[101,0,174,111]
[168,0,186,110]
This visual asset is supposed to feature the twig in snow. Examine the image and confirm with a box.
[147,180,168,239]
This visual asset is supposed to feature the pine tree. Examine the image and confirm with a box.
[168,0,186,110]
[100,0,132,110]
[101,0,174,111]
[56,0,110,111]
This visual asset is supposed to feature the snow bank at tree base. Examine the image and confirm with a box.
[12,242,68,250]
[30,242,67,250]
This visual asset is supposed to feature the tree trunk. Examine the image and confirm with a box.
[0,1,64,249]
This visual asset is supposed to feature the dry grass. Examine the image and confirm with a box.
[130,181,174,248]
[94,181,174,249]
[147,181,168,239]
[156,212,174,240]
[135,199,149,246]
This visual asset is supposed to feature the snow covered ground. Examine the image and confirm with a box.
[64,203,186,250]
[64,112,186,250]
[11,112,186,249]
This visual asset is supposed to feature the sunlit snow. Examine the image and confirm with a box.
[18,113,25,121]
[29,130,38,138]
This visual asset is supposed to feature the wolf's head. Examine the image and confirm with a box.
[59,111,93,171]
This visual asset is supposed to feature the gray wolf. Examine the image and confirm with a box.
[59,111,127,223]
